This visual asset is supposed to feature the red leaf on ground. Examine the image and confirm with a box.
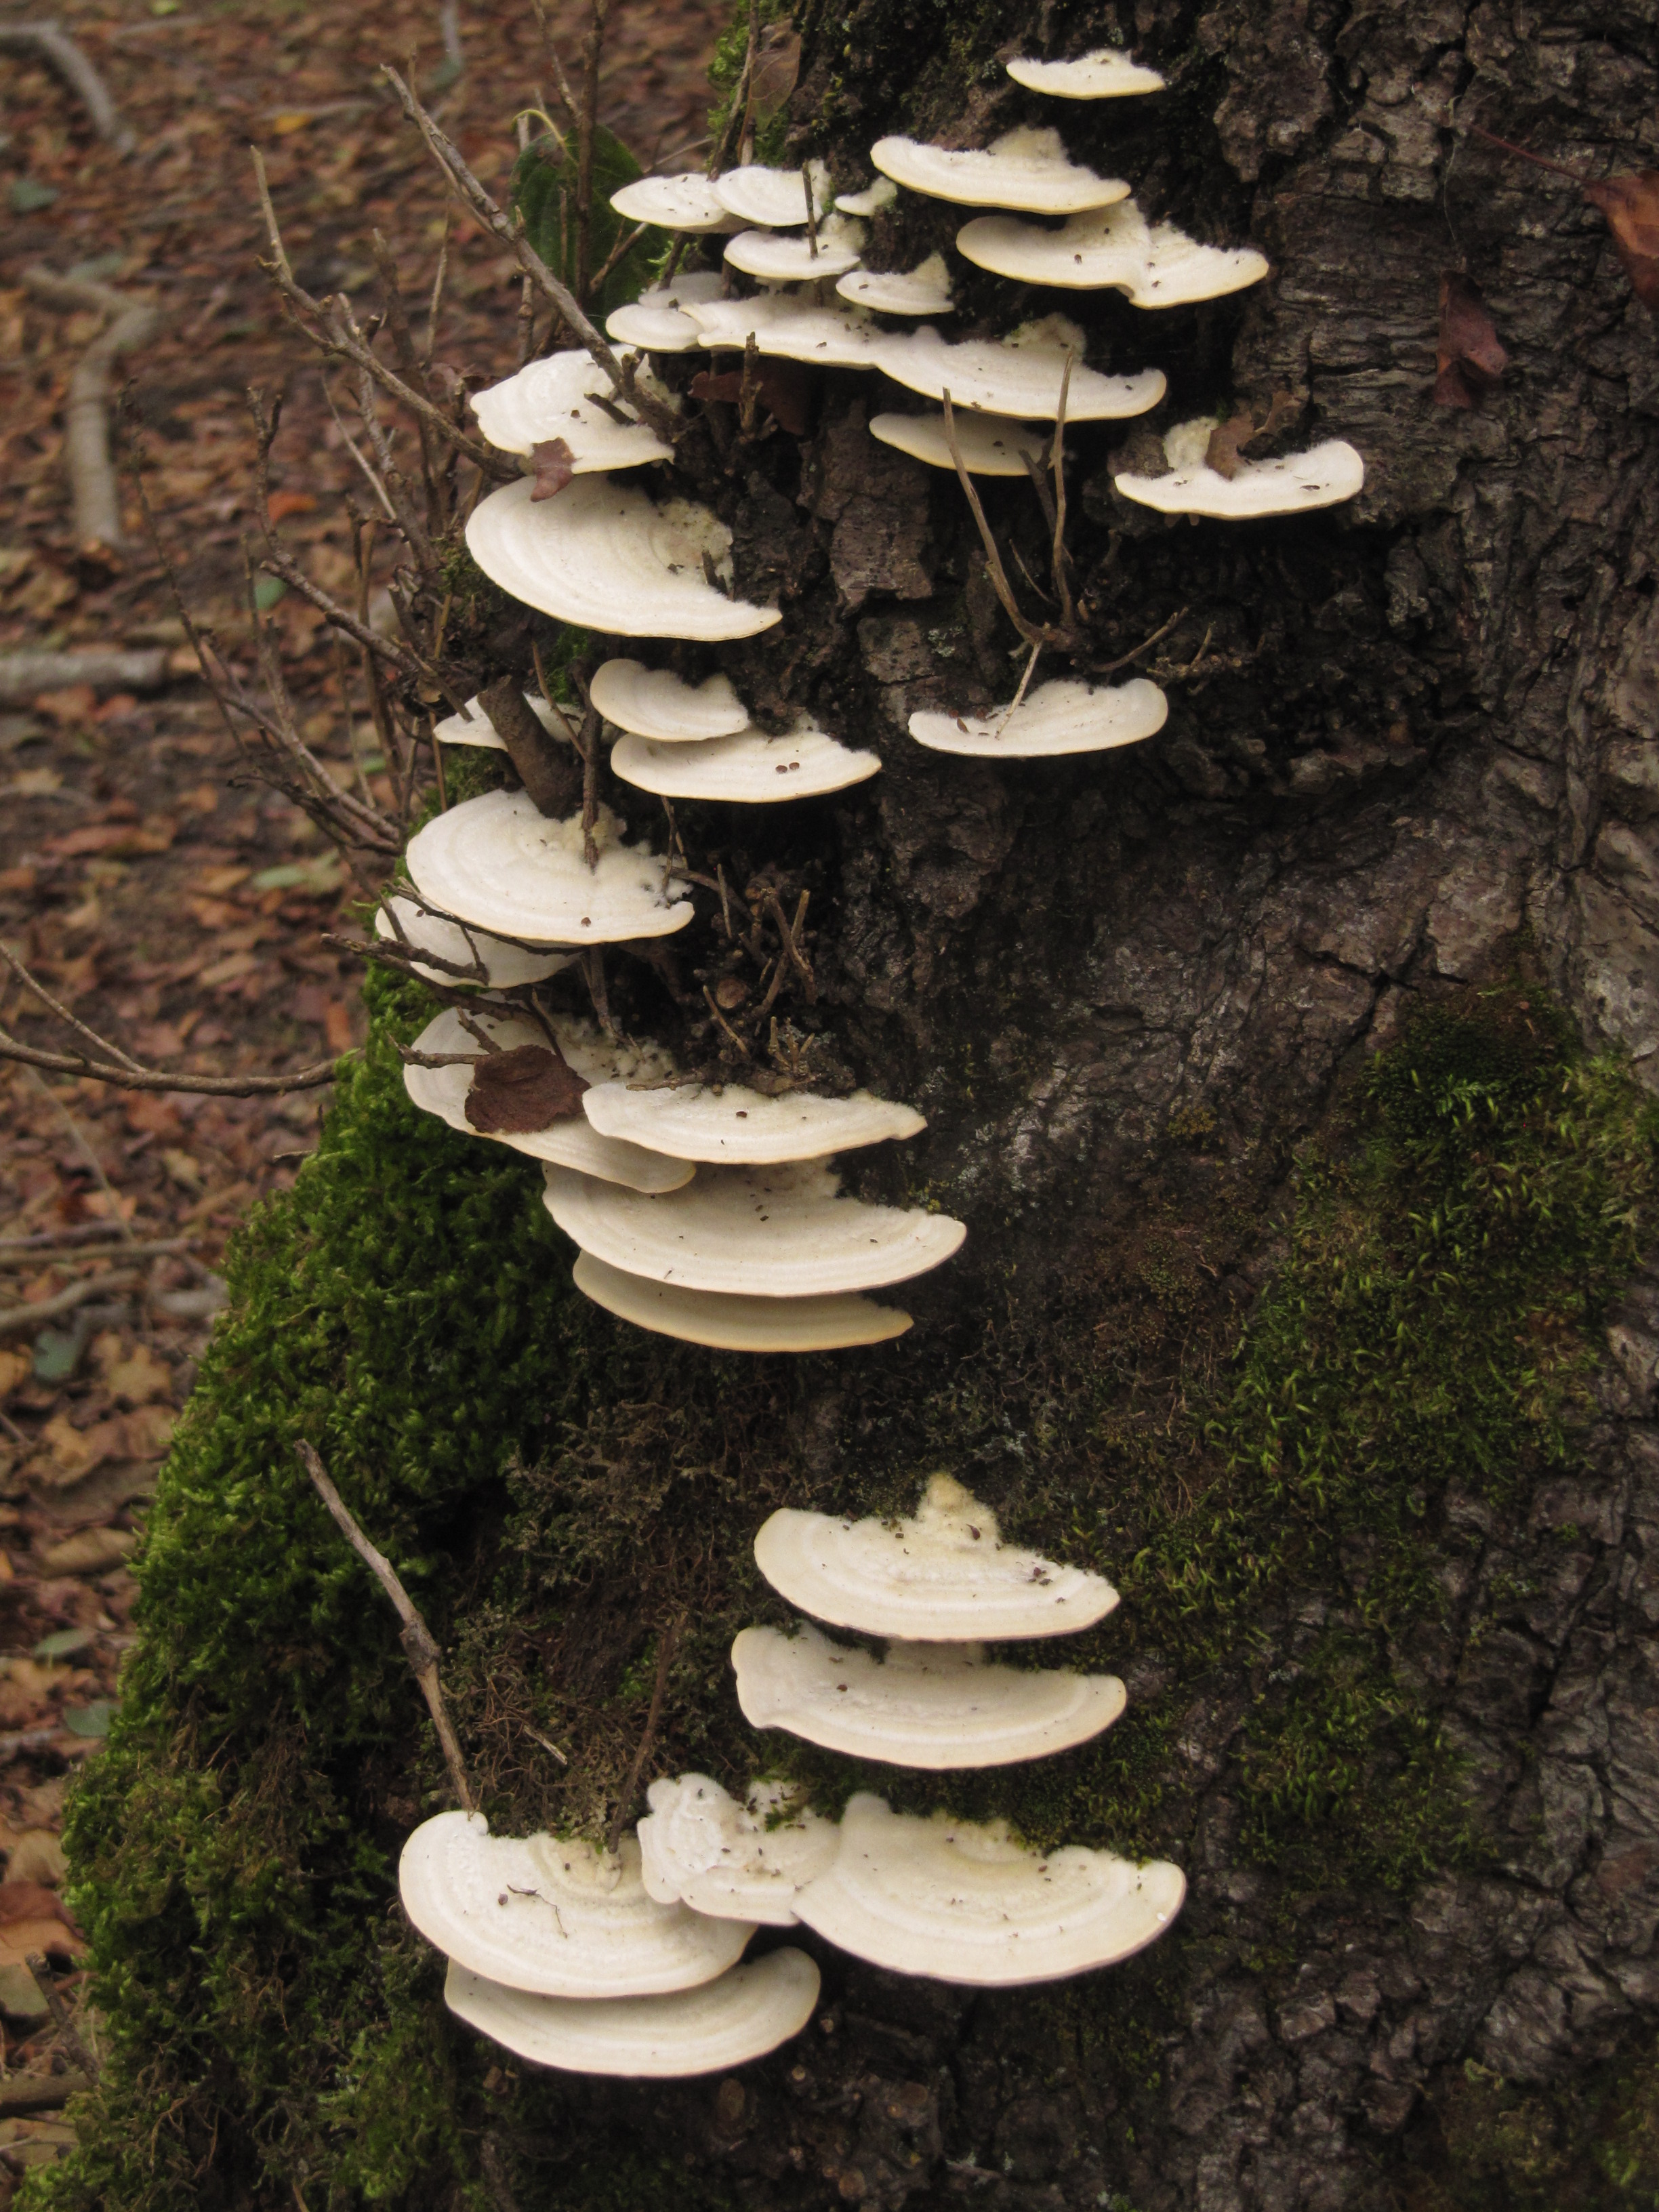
[464,1044,590,1132]
[1582,172,1659,310]
[1435,272,1509,409]
[529,438,577,501]
[267,491,319,521]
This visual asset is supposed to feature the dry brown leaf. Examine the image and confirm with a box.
[1583,171,1659,309]
[38,1528,136,1578]
[464,1044,590,1134]
[689,360,815,436]
[529,437,578,501]
[0,1882,79,1938]
[103,1345,173,1407]
[4,1834,66,1889]
[0,1352,29,1401]
[1205,389,1300,478]
[1435,271,1509,408]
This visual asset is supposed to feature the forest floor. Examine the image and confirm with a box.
[0,0,724,2181]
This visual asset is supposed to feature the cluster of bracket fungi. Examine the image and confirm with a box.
[388,42,1362,2077]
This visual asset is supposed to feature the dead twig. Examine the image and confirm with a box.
[604,1614,681,1858]
[22,270,159,549]
[0,1272,140,1335]
[22,1959,99,2084]
[0,21,134,152]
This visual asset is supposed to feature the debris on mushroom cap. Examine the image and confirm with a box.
[607,271,726,353]
[835,176,897,217]
[373,897,573,987]
[444,1948,821,2076]
[638,1776,840,1925]
[1114,430,1365,518]
[687,291,882,368]
[572,1250,914,1351]
[434,689,566,752]
[610,171,733,232]
[871,127,1129,214]
[870,409,1045,476]
[713,158,832,228]
[466,476,782,642]
[753,1473,1120,1640]
[1005,47,1167,98]
[590,658,750,743]
[837,252,954,316]
[874,323,1164,420]
[581,1080,924,1165]
[789,1793,1186,1986]
[402,1008,692,1191]
[724,218,864,283]
[398,1810,754,1999]
[611,718,881,803]
[956,203,1268,306]
[909,676,1168,758]
[542,1159,966,1298]
[733,1623,1128,1769]
[405,790,693,945]
[470,348,677,465]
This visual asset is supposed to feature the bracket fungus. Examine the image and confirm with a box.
[712,159,831,229]
[433,689,565,752]
[871,127,1129,214]
[724,216,865,284]
[1005,47,1167,98]
[606,270,725,353]
[372,896,571,987]
[444,1948,820,2077]
[542,1158,966,1298]
[909,676,1168,758]
[1114,422,1366,518]
[789,1793,1185,1986]
[834,177,897,217]
[871,409,1044,477]
[571,1250,913,1351]
[836,253,955,316]
[466,476,782,641]
[732,1623,1126,1769]
[402,1008,692,1191]
[610,717,880,803]
[405,790,692,945]
[874,323,1163,420]
[398,1810,753,1999]
[590,657,750,743]
[638,1776,839,1925]
[581,1080,924,1165]
[687,291,882,368]
[753,1474,1119,1640]
[470,348,676,467]
[956,203,1268,308]
[609,171,732,232]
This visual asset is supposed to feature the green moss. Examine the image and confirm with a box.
[1414,2043,1659,2209]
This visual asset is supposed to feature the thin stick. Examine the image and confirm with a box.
[605,1614,680,1857]
[575,0,610,302]
[0,1033,343,1095]
[941,388,1048,648]
[1462,120,1593,186]
[0,23,133,153]
[803,165,818,259]
[1050,352,1074,628]
[298,1441,475,1812]
[22,1959,99,2083]
[22,271,158,548]
[0,1271,140,1336]
[0,939,143,1071]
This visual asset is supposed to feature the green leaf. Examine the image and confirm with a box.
[62,1699,118,1739]
[9,179,58,214]
[251,854,345,895]
[34,1629,94,1662]
[510,127,664,321]
[253,576,288,613]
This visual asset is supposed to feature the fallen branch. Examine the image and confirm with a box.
[0,20,134,153]
[604,1613,680,1858]
[22,270,160,550]
[298,1441,475,1813]
[23,1957,100,2083]
[0,647,169,705]
[0,1272,140,1335]
[0,1237,200,1270]
[0,2071,93,2116]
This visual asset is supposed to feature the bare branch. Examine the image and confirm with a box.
[0,21,134,153]
[23,268,159,548]
[941,388,1049,649]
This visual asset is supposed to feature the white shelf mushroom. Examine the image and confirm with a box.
[401,1008,693,1192]
[470,348,676,465]
[399,1811,754,1998]
[909,676,1168,758]
[872,127,1128,214]
[542,1158,966,1297]
[581,1080,924,1166]
[754,1473,1119,1640]
[870,411,1045,477]
[607,270,726,353]
[610,718,880,803]
[1113,422,1366,518]
[572,1250,913,1351]
[713,159,831,228]
[466,476,782,642]
[590,659,750,743]
[434,689,563,752]
[687,291,882,368]
[609,172,733,232]
[956,203,1268,308]
[405,791,692,945]
[874,321,1164,420]
[373,897,572,987]
[638,1776,839,1925]
[724,216,865,283]
[733,1623,1126,1769]
[790,1793,1185,1985]
[836,252,955,316]
[445,1948,820,2076]
[1005,47,1167,98]
[835,177,897,217]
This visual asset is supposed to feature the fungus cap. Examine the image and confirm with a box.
[836,253,954,316]
[687,291,881,368]
[956,203,1266,307]
[609,171,733,232]
[753,1473,1118,1640]
[733,1624,1126,1769]
[1114,430,1365,518]
[607,271,725,353]
[871,127,1128,214]
[405,790,692,945]
[543,1158,965,1297]
[712,159,831,228]
[874,323,1163,420]
[1005,47,1166,98]
[610,718,881,803]
[373,897,572,987]
[401,1008,692,1191]
[398,1810,753,1999]
[572,1250,913,1351]
[909,676,1168,758]
[466,476,782,642]
[470,348,675,464]
[638,1776,840,1925]
[790,1793,1185,1986]
[444,1948,820,2076]
[590,659,750,743]
[581,1080,924,1165]
[434,689,563,752]
[835,178,897,217]
[724,218,863,283]
[870,409,1045,477]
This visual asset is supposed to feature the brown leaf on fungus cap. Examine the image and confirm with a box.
[1434,272,1508,409]
[1206,389,1300,479]
[529,436,577,501]
[464,1044,589,1134]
